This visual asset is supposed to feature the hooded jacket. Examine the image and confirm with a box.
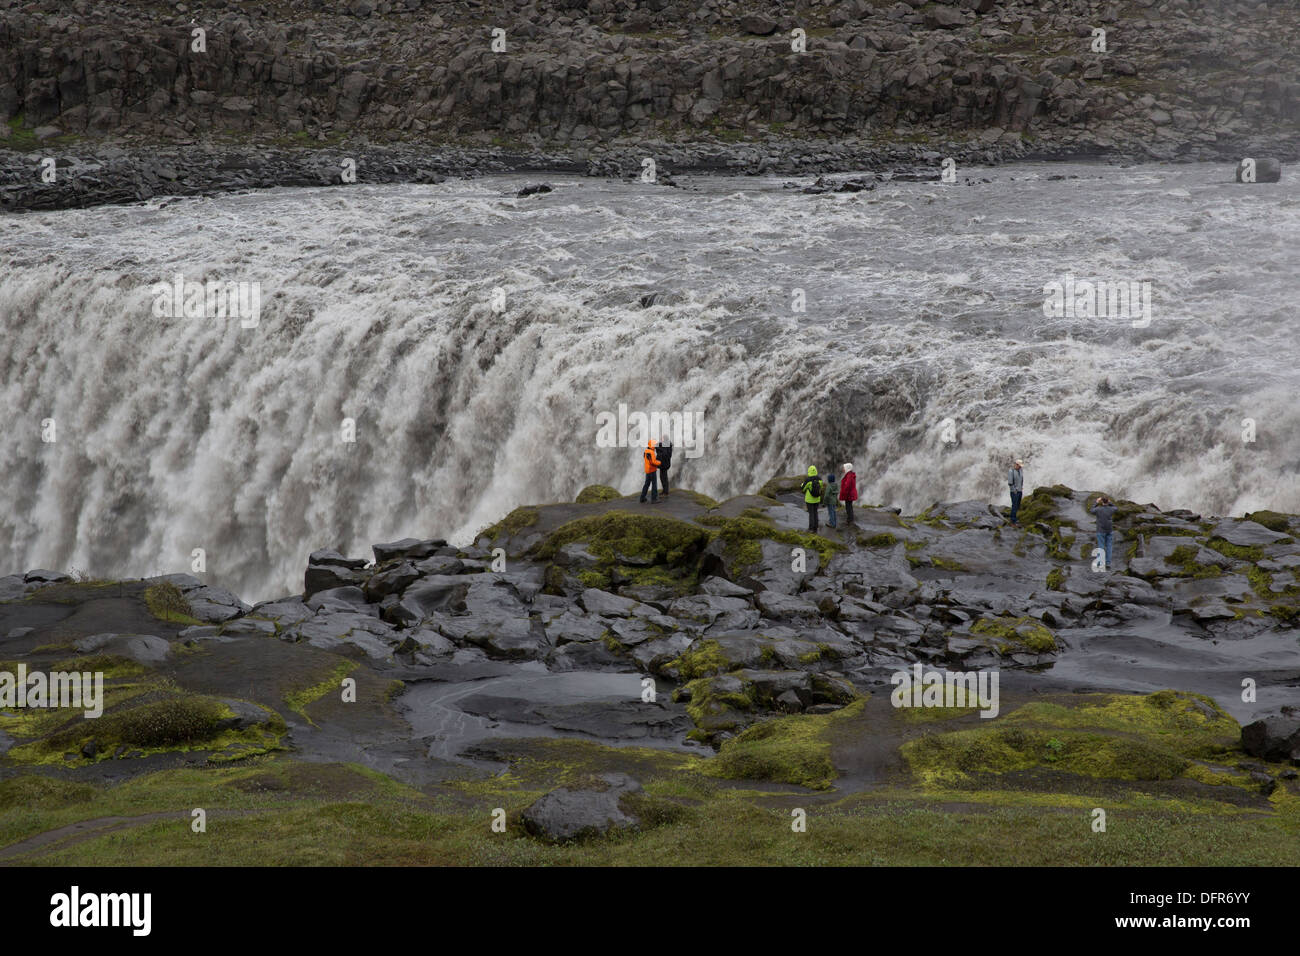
[801,466,823,504]
[839,469,858,502]
[643,440,661,474]
[656,439,673,469]
[1008,466,1023,494]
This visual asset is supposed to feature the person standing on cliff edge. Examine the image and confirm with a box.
[640,438,661,504]
[1092,495,1118,570]
[1008,458,1024,524]
[801,466,823,533]
[839,463,858,526]
[656,434,673,498]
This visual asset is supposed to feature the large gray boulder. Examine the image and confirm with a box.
[1241,715,1300,764]
[373,538,447,563]
[520,773,643,842]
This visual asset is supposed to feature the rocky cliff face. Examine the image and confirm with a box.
[11,482,1295,747]
[2,0,1297,161]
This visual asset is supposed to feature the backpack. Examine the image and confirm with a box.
[805,476,821,500]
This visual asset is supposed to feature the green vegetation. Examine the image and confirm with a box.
[697,514,842,576]
[667,640,731,681]
[284,658,359,720]
[1203,537,1265,563]
[1016,484,1075,523]
[679,674,756,738]
[482,506,540,543]
[1045,567,1065,591]
[1163,544,1223,579]
[1244,510,1294,533]
[930,556,967,572]
[535,511,712,575]
[672,489,720,508]
[860,532,899,548]
[143,581,202,626]
[971,615,1056,654]
[4,687,286,767]
[755,475,805,499]
[574,484,621,505]
[903,690,1240,788]
[703,701,867,790]
[2,689,1298,866]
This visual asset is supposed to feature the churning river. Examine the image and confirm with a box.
[3,162,1297,601]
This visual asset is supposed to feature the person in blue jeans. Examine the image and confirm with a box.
[824,466,839,529]
[1007,459,1024,524]
[1093,495,1118,570]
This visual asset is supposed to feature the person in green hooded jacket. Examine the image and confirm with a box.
[800,465,823,532]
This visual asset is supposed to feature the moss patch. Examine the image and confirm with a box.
[574,484,621,504]
[534,510,711,566]
[971,615,1056,654]
[481,506,541,543]
[1203,537,1265,563]
[1244,510,1294,533]
[143,581,203,626]
[703,700,865,790]
[284,658,360,721]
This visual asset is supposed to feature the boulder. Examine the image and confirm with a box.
[373,538,447,563]
[24,569,70,584]
[520,773,643,842]
[307,548,368,570]
[579,588,642,618]
[72,632,171,664]
[304,563,365,598]
[1241,715,1300,764]
[364,560,420,601]
[737,14,778,36]
[1208,520,1291,548]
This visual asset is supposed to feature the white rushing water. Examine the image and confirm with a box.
[2,162,1298,601]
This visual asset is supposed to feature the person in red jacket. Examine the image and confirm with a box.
[839,462,858,526]
[639,438,661,504]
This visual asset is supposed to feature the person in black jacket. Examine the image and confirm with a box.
[656,434,673,498]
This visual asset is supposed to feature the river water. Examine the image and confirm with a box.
[3,162,1297,601]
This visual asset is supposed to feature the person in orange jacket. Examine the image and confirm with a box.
[639,437,662,504]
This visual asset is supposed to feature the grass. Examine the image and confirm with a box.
[283,657,359,721]
[2,688,1297,866]
[6,752,1298,866]
[704,700,866,790]
[143,581,203,626]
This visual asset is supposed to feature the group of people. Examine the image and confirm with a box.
[638,446,1119,571]
[1009,458,1119,570]
[799,464,859,532]
[639,436,674,503]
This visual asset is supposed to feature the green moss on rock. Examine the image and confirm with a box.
[702,700,864,790]
[482,506,541,542]
[574,484,621,505]
[143,581,202,626]
[1244,510,1294,533]
[971,615,1056,654]
[534,511,711,566]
